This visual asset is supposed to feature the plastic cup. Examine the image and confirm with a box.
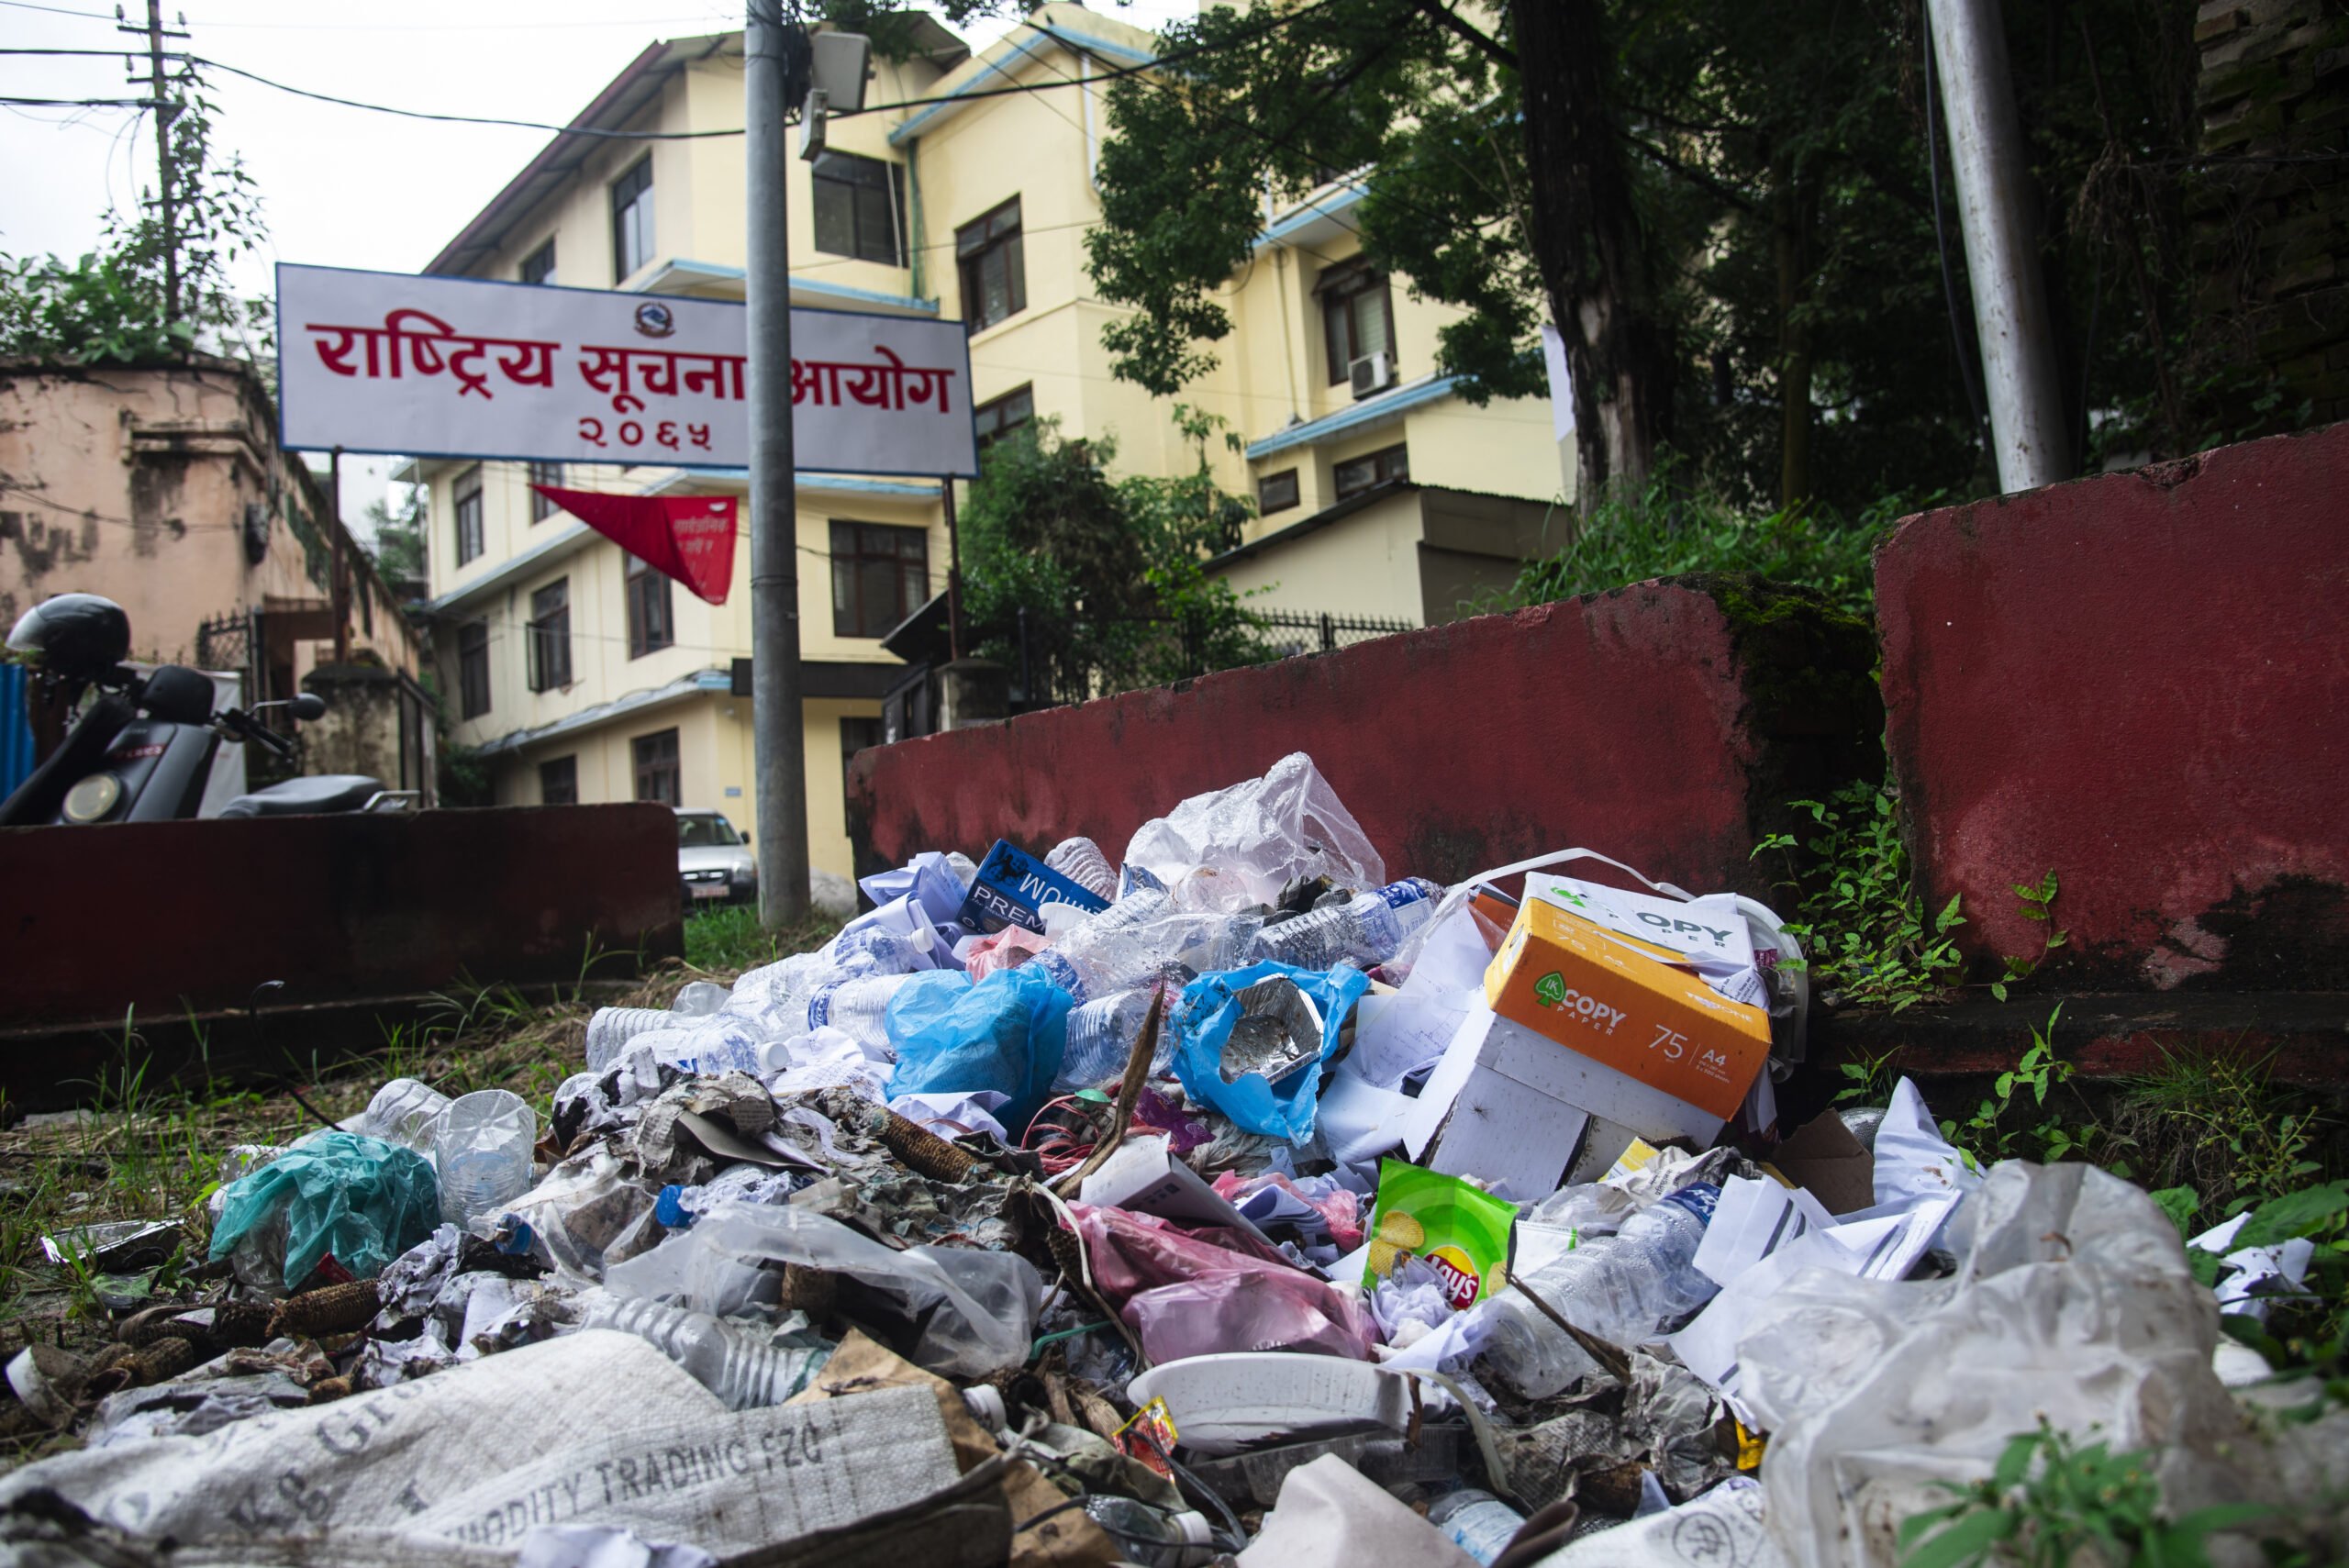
[433,1089,538,1228]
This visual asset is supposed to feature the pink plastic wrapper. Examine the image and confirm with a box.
[963,925,1052,981]
[1132,1087,1213,1152]
[1210,1171,1366,1250]
[1067,1202,1292,1303]
[1121,1270,1378,1362]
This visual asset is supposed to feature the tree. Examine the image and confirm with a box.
[364,487,429,595]
[0,67,269,367]
[960,408,1266,702]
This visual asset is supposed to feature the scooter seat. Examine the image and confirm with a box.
[218,774,385,817]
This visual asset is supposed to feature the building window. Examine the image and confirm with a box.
[632,728,680,805]
[453,464,484,565]
[519,238,556,285]
[1257,468,1300,515]
[611,157,655,282]
[956,197,1025,334]
[1333,442,1409,499]
[812,150,906,266]
[539,754,578,805]
[626,554,674,658]
[830,520,929,639]
[527,577,572,692]
[529,461,563,521]
[1318,259,1395,384]
[973,385,1035,450]
[458,618,492,719]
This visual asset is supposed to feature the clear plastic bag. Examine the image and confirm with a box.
[607,1200,1041,1379]
[1122,752,1386,912]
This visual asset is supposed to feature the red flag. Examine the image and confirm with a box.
[531,485,738,606]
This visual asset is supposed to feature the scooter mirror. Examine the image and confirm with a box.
[290,692,327,721]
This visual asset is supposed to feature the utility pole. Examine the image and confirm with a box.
[123,1,184,327]
[1925,0,2072,492]
[745,0,811,927]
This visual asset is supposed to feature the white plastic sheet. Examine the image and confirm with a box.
[1123,753,1386,910]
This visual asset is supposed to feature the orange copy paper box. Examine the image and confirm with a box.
[1484,895,1773,1123]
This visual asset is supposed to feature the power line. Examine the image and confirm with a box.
[185,56,748,139]
[0,0,117,16]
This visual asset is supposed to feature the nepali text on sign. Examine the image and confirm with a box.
[276,262,980,478]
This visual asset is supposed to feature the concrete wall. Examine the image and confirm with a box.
[1878,420,2349,990]
[0,361,419,678]
[848,574,1881,896]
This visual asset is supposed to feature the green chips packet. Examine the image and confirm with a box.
[1363,1157,1518,1310]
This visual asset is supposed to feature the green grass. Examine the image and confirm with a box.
[684,904,843,973]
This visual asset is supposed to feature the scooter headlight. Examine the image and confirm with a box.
[62,772,122,824]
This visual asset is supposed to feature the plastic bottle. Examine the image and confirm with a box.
[585,1006,679,1073]
[671,979,731,1018]
[1428,1489,1529,1565]
[1248,877,1444,970]
[587,1296,828,1410]
[1079,1497,1213,1568]
[1029,888,1180,1002]
[1053,988,1178,1090]
[1478,1184,1721,1398]
[434,1090,540,1229]
[1044,836,1119,902]
[804,973,918,1053]
[343,1078,449,1152]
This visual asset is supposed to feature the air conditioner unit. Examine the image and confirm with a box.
[1349,351,1394,400]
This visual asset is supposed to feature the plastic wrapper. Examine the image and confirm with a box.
[1068,1202,1297,1303]
[501,1147,666,1281]
[883,964,1073,1127]
[1215,1171,1364,1249]
[1173,962,1370,1143]
[607,1200,1040,1379]
[206,1131,439,1291]
[1123,752,1386,911]
[1362,1159,1517,1308]
[1743,1162,2266,1568]
[962,922,1052,980]
[1122,1268,1379,1364]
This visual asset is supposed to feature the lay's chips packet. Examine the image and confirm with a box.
[1364,1159,1518,1310]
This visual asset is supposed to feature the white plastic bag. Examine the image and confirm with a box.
[1122,752,1386,910]
[1743,1162,2268,1568]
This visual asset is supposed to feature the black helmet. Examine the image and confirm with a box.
[6,594,131,681]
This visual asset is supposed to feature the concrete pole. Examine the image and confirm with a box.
[746,0,810,926]
[1926,0,2073,492]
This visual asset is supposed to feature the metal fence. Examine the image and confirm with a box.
[1253,608,1418,658]
[1009,605,1420,711]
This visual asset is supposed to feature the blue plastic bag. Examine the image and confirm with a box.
[1173,962,1370,1143]
[207,1131,439,1290]
[885,966,1074,1131]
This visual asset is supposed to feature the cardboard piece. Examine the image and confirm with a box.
[1766,1110,1876,1216]
[956,839,1110,935]
[1400,1006,1594,1201]
[1078,1135,1273,1243]
[1484,896,1773,1123]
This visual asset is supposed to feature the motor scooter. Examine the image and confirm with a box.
[0,594,417,826]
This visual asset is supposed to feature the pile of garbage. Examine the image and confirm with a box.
[5,752,2340,1567]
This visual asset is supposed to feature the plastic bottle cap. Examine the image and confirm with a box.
[1169,1510,1212,1547]
[960,1385,1008,1429]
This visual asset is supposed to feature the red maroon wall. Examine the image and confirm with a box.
[0,802,683,1031]
[850,579,1879,903]
[1877,421,2349,990]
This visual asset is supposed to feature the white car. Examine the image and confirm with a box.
[676,808,756,906]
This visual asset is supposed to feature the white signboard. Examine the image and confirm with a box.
[276,262,979,477]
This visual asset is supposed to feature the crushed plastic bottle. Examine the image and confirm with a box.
[584,1006,676,1073]
[1028,888,1183,1002]
[1044,836,1119,902]
[341,1078,449,1152]
[1427,1489,1528,1565]
[585,1296,829,1410]
[805,973,918,1054]
[1248,877,1444,970]
[670,979,731,1017]
[1479,1184,1721,1397]
[1054,985,1179,1091]
[1080,1496,1214,1568]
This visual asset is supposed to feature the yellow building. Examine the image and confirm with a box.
[414,7,1571,882]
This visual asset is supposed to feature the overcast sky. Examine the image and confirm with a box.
[2,0,1194,525]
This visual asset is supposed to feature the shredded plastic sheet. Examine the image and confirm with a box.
[1123,752,1386,911]
[207,1131,440,1290]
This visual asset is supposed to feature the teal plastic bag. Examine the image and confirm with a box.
[207,1131,440,1290]
[885,966,1073,1131]
[1173,962,1370,1143]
